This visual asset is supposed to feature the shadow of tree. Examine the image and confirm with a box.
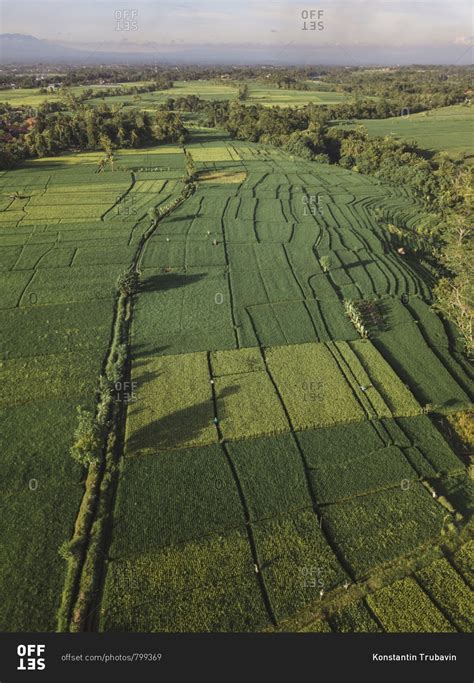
[126,384,239,452]
[376,298,409,333]
[165,215,196,224]
[140,271,206,293]
[132,369,161,392]
[130,345,169,367]
[344,259,375,270]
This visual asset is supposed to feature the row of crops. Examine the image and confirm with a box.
[101,412,470,630]
[99,134,472,632]
[123,340,425,453]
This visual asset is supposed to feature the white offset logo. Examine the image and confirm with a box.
[17,644,46,671]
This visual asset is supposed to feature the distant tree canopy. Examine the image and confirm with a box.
[1,101,187,161]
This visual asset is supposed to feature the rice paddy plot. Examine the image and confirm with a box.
[259,267,306,301]
[190,147,239,162]
[125,351,215,454]
[0,232,33,247]
[187,215,224,239]
[131,268,236,357]
[0,350,102,406]
[323,484,446,578]
[58,227,135,244]
[115,150,185,172]
[246,82,352,108]
[373,311,471,412]
[252,510,347,620]
[24,205,112,222]
[211,347,264,376]
[100,528,269,632]
[27,192,120,207]
[406,297,465,352]
[104,189,181,223]
[0,399,83,492]
[452,541,474,588]
[308,273,342,302]
[329,600,382,632]
[21,265,121,305]
[299,420,386,465]
[0,483,83,631]
[241,296,356,349]
[72,245,137,267]
[185,239,227,268]
[109,445,244,556]
[140,238,187,269]
[247,301,317,347]
[405,297,474,396]
[366,577,456,632]
[0,271,35,308]
[255,221,294,243]
[14,245,76,270]
[213,362,289,441]
[46,182,131,196]
[0,245,23,270]
[301,430,417,504]
[47,169,132,186]
[397,416,464,475]
[226,434,312,521]
[0,300,114,359]
[337,104,474,159]
[220,218,257,244]
[416,558,474,631]
[343,340,421,417]
[437,474,473,517]
[265,342,365,430]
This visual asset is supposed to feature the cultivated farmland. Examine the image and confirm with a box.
[0,126,472,635]
[336,104,474,161]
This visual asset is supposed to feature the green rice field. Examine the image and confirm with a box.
[0,79,354,111]
[0,125,472,635]
[335,104,474,160]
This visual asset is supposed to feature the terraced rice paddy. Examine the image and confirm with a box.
[0,128,472,634]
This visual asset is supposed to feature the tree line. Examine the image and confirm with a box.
[0,101,187,166]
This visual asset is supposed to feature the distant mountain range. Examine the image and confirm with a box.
[0,34,150,64]
[1,34,87,63]
[0,33,471,66]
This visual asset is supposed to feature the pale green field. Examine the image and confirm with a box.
[0,78,355,110]
[245,81,351,107]
[335,104,474,159]
[0,80,154,107]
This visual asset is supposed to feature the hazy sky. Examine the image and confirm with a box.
[1,0,472,63]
